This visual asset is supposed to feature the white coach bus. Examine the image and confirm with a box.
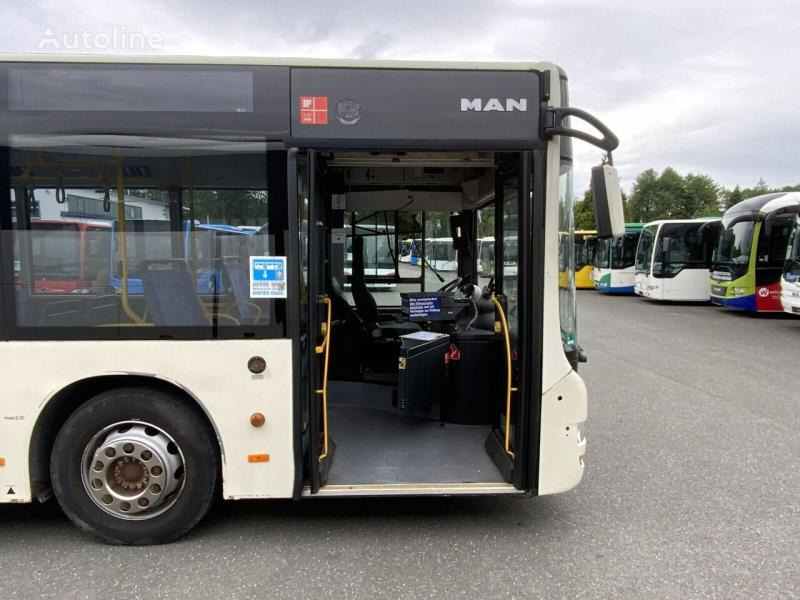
[634,218,721,301]
[0,55,623,544]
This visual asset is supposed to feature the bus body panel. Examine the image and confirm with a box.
[0,339,295,503]
[635,269,711,301]
[538,369,587,495]
[591,266,635,294]
[574,265,594,289]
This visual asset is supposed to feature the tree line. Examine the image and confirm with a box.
[573,167,800,230]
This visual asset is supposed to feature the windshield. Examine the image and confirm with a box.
[593,238,611,269]
[614,233,639,269]
[558,159,576,350]
[574,236,595,270]
[652,222,710,277]
[713,220,754,279]
[635,225,656,274]
[31,223,81,279]
[594,232,638,270]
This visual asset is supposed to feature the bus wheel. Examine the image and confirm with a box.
[50,387,218,545]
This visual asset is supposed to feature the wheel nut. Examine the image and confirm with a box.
[123,443,134,454]
[141,450,152,461]
[150,483,162,494]
[151,466,163,476]
[104,448,116,458]
[119,502,131,512]
[137,498,149,508]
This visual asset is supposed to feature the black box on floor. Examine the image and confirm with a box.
[441,329,501,425]
[397,332,450,417]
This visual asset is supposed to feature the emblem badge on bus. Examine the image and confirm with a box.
[336,98,362,125]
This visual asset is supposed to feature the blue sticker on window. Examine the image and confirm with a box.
[250,256,287,299]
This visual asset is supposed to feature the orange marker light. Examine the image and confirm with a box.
[0,457,5,467]
[248,454,269,463]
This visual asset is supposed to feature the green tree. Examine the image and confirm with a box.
[627,167,721,221]
[574,189,596,230]
[722,185,744,209]
[683,173,722,217]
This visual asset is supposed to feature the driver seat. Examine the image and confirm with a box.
[350,235,380,323]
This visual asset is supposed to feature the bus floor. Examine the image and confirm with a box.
[325,381,504,486]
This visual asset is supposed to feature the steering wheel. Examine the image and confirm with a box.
[437,276,463,292]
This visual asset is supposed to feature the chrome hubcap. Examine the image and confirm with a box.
[81,421,185,520]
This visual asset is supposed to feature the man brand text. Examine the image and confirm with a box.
[460,98,528,112]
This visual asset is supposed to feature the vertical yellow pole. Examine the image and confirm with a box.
[115,157,146,324]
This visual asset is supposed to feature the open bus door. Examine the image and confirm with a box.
[484,151,538,489]
[290,148,333,494]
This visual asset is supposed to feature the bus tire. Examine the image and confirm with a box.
[50,387,218,545]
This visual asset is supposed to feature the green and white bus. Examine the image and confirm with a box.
[590,223,644,294]
[710,194,795,312]
[0,54,622,544]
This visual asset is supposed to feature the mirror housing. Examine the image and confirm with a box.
[591,165,625,239]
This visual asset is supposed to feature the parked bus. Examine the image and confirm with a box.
[749,192,800,315]
[634,218,721,301]
[0,55,623,544]
[782,216,800,315]
[590,223,644,294]
[574,230,597,289]
[24,220,110,294]
[710,194,794,312]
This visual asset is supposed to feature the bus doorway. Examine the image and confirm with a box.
[293,150,530,495]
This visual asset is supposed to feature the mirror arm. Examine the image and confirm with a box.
[541,107,620,152]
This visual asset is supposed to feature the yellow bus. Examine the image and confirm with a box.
[575,230,597,289]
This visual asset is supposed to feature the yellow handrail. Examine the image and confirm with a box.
[490,295,517,459]
[114,157,146,325]
[315,296,333,462]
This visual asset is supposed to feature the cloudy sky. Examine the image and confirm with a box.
[1,0,797,195]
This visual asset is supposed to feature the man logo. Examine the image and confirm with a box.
[460,98,528,112]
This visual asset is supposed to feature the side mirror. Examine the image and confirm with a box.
[591,165,625,239]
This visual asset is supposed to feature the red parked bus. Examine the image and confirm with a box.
[25,220,111,294]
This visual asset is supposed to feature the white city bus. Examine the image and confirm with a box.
[0,54,622,544]
[782,218,800,314]
[634,218,721,301]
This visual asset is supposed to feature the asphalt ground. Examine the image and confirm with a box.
[1,291,798,599]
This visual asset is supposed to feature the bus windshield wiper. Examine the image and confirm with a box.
[413,240,445,283]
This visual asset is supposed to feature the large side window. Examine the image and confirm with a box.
[3,136,287,339]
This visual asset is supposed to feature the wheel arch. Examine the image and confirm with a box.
[28,373,224,502]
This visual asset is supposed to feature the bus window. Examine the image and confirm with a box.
[635,225,656,273]
[8,137,285,338]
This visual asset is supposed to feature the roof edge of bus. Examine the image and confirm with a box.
[0,53,559,72]
[642,217,722,226]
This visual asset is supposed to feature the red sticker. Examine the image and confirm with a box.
[299,96,328,125]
